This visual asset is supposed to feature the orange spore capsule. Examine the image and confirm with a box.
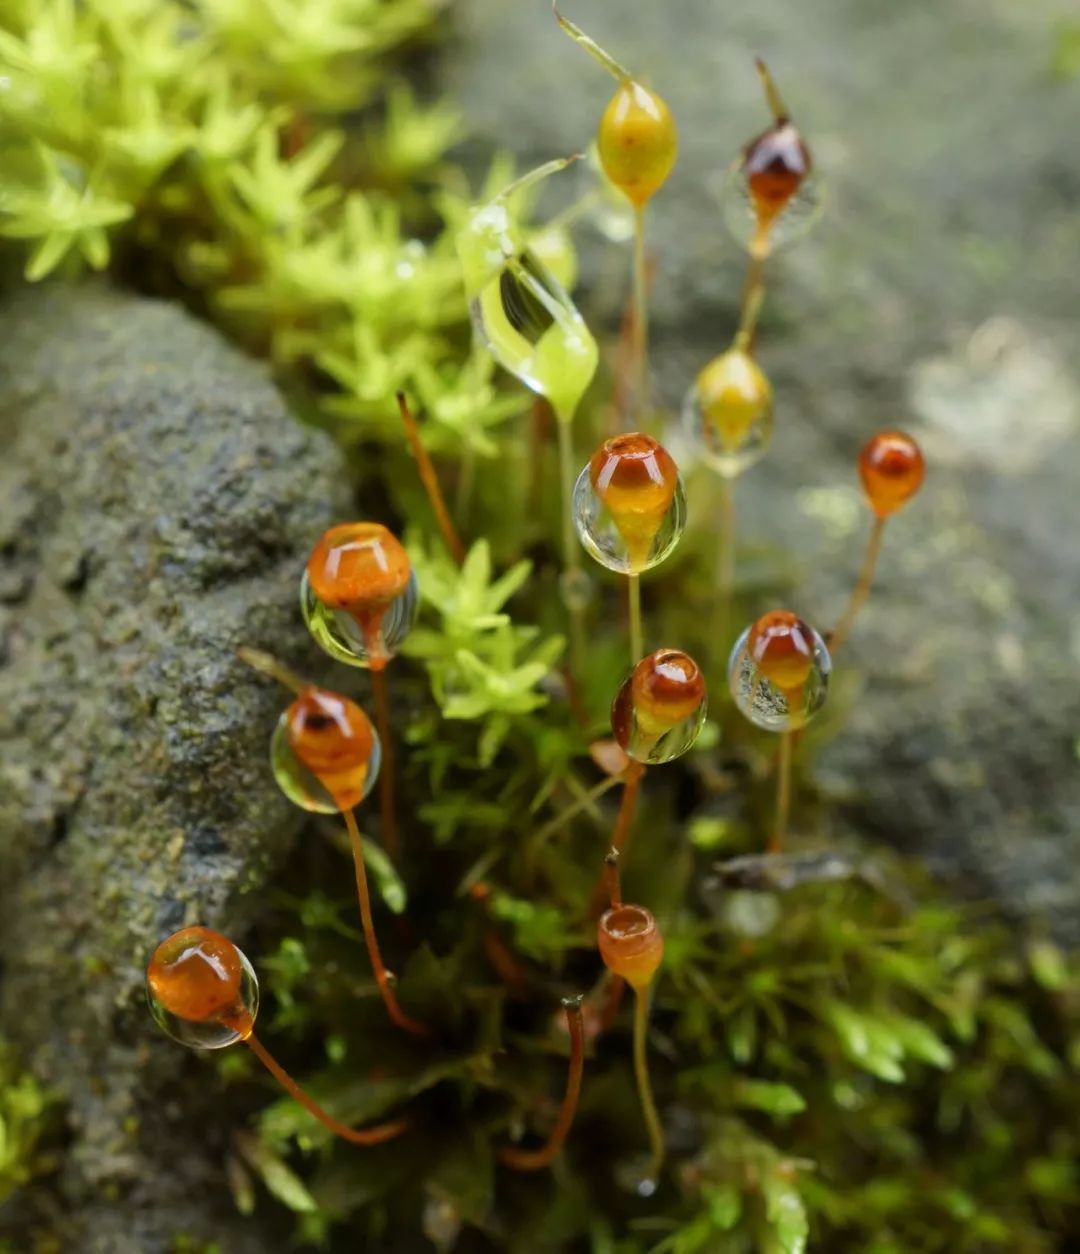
[597,903,664,991]
[590,433,679,570]
[629,648,705,736]
[748,610,815,692]
[598,81,678,206]
[858,430,926,518]
[744,121,811,233]
[306,523,412,669]
[285,687,375,812]
[147,927,252,1036]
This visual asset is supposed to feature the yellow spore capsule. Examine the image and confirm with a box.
[696,349,773,453]
[554,4,677,207]
[598,81,678,207]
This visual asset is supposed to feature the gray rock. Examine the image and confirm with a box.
[0,283,351,1251]
[440,0,1080,931]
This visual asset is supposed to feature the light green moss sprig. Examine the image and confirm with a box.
[0,1038,55,1206]
[403,538,565,767]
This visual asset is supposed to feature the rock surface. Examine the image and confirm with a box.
[0,283,351,1252]
[441,0,1080,930]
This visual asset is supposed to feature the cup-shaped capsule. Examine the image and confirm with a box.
[271,687,381,814]
[597,903,664,991]
[457,163,599,422]
[681,349,774,478]
[598,80,677,207]
[302,522,418,670]
[728,610,830,732]
[573,433,686,574]
[611,648,707,764]
[147,927,259,1050]
[859,430,925,518]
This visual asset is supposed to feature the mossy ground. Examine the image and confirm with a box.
[1,1,1079,1251]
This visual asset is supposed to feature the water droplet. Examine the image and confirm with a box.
[301,564,418,670]
[468,247,598,421]
[614,1151,659,1197]
[270,699,381,815]
[528,221,578,293]
[147,927,259,1051]
[612,649,707,764]
[559,565,594,613]
[720,890,782,938]
[728,612,830,732]
[720,152,824,257]
[458,161,599,419]
[680,349,774,478]
[573,433,686,574]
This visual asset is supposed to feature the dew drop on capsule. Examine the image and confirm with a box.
[721,62,823,258]
[727,610,830,732]
[457,160,599,422]
[301,522,418,670]
[270,687,381,814]
[611,648,707,764]
[680,348,774,478]
[146,927,260,1050]
[573,433,686,574]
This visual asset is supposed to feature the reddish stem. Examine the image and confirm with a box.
[397,392,466,566]
[590,765,645,916]
[604,849,623,907]
[611,760,646,856]
[244,1032,408,1146]
[499,999,586,1170]
[343,808,430,1036]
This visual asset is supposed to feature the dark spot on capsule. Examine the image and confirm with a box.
[302,712,336,732]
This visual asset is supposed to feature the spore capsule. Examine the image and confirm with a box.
[271,686,381,814]
[573,433,686,574]
[728,610,830,732]
[858,430,926,518]
[146,927,259,1050]
[611,648,707,764]
[597,903,664,991]
[302,522,418,670]
[681,348,774,477]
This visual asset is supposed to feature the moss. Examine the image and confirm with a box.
[0,1039,56,1207]
[2,2,1079,1252]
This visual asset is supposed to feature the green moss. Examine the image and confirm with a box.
[0,1039,56,1206]
[2,2,1079,1251]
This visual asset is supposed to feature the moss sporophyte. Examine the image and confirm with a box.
[9,2,1072,1250]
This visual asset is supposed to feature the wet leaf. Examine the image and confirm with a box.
[762,1174,808,1254]
[733,1080,806,1119]
[235,1132,317,1213]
